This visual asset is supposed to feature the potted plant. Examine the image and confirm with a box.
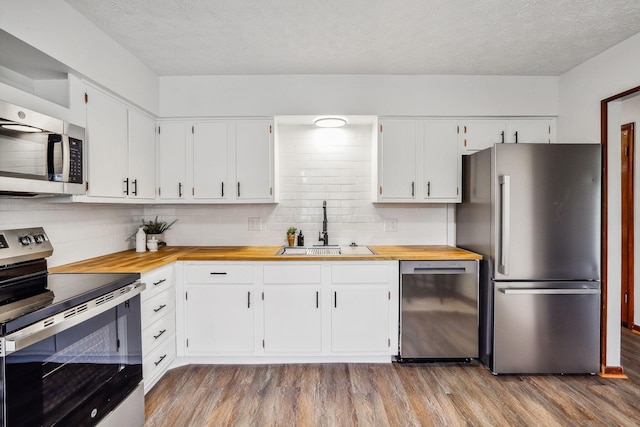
[286,227,297,246]
[141,216,177,244]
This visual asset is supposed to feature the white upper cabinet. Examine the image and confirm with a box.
[193,121,230,199]
[377,118,460,203]
[127,110,156,199]
[423,120,460,202]
[377,119,418,200]
[461,118,555,153]
[235,119,274,201]
[83,83,156,200]
[85,85,128,198]
[158,122,187,199]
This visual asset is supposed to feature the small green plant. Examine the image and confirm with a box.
[287,226,297,235]
[142,216,178,234]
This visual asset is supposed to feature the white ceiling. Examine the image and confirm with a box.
[64,0,640,77]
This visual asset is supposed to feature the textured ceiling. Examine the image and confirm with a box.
[64,0,640,76]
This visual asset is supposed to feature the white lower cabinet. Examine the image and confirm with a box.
[263,286,322,353]
[140,265,176,394]
[185,284,255,353]
[180,261,399,360]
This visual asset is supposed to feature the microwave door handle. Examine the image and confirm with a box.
[498,175,510,275]
[61,134,71,182]
[498,288,600,295]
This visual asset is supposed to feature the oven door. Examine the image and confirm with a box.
[0,295,142,427]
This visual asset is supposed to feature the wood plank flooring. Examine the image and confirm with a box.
[144,329,640,426]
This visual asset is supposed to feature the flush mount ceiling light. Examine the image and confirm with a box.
[1,124,43,132]
[313,117,347,128]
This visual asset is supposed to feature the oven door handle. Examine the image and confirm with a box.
[0,281,146,356]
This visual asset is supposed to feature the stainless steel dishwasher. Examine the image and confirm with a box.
[398,260,479,361]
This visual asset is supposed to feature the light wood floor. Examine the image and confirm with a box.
[144,329,640,426]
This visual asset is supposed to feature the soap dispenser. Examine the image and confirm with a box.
[297,230,304,246]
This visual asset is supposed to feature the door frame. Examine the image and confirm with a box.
[621,122,635,329]
[601,85,640,376]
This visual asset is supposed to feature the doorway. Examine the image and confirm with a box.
[621,123,635,329]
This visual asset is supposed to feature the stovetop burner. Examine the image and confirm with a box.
[0,227,140,335]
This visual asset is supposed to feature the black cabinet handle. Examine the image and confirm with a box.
[153,304,167,313]
[427,181,431,197]
[237,182,241,197]
[154,354,167,366]
[221,182,224,197]
[247,291,251,308]
[153,278,167,286]
[334,291,337,308]
[123,178,129,195]
[132,179,138,196]
[210,272,227,275]
[411,181,415,197]
[316,291,319,308]
[500,131,505,144]
[153,329,167,340]
[514,131,519,144]
[178,182,183,197]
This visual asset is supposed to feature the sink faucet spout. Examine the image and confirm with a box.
[319,200,329,246]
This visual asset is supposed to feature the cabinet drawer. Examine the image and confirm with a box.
[143,334,176,387]
[186,263,254,284]
[331,264,389,284]
[142,309,176,355]
[142,288,175,329]
[263,264,321,284]
[141,265,174,301]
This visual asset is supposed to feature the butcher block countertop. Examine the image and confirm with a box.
[49,245,481,274]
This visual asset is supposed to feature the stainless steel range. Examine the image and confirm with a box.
[0,227,145,427]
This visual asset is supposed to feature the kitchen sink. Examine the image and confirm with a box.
[277,245,375,256]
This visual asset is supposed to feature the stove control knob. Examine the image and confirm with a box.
[34,234,46,244]
[19,235,33,245]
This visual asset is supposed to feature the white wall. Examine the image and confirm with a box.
[0,199,142,267]
[558,31,640,368]
[160,75,558,117]
[144,124,452,247]
[621,95,640,326]
[0,0,159,115]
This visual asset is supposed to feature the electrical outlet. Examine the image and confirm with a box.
[384,218,398,232]
[248,217,262,231]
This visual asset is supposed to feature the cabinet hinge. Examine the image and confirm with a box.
[84,92,88,103]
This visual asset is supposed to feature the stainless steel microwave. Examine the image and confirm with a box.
[0,100,84,197]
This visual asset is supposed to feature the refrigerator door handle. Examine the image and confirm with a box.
[498,288,600,295]
[498,175,510,275]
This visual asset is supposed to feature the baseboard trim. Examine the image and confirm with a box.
[599,365,628,379]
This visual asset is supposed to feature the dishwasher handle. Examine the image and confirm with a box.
[498,288,600,295]
[412,267,469,274]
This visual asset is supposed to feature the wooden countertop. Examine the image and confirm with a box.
[49,245,481,274]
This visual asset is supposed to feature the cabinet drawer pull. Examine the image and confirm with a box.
[123,178,129,195]
[132,179,138,196]
[411,181,415,197]
[154,354,167,366]
[153,329,167,340]
[153,304,167,313]
[334,291,337,308]
[316,291,319,308]
[427,181,431,197]
[221,181,224,197]
[179,182,183,197]
[153,278,166,286]
[237,182,241,197]
[210,272,227,275]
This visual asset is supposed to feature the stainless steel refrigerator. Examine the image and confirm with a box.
[457,143,601,374]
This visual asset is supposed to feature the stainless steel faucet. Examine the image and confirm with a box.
[318,200,329,246]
